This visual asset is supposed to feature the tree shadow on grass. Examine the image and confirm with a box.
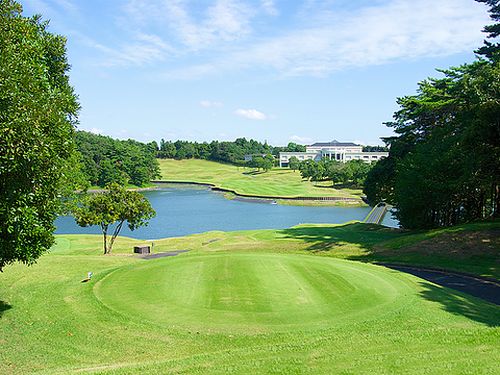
[0,300,12,318]
[280,223,500,325]
[242,170,266,176]
[417,282,499,327]
[279,222,403,253]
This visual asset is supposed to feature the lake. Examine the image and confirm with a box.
[56,186,397,239]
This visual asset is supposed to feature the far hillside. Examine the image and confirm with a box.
[158,158,365,202]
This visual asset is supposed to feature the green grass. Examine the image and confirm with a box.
[95,253,410,333]
[1,222,499,374]
[157,158,364,201]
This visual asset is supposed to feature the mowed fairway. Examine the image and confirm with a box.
[1,225,499,374]
[95,254,410,333]
[158,158,363,200]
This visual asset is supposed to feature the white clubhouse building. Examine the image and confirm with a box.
[279,140,388,168]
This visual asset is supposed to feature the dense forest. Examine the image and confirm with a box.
[364,0,500,229]
[76,132,387,188]
[76,131,160,187]
[157,138,305,164]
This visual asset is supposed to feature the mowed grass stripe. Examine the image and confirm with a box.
[94,253,415,333]
[1,227,499,374]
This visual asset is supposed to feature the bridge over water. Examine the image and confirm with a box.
[364,203,389,224]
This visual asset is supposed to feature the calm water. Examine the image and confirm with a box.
[56,187,395,239]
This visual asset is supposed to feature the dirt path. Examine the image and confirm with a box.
[379,263,500,305]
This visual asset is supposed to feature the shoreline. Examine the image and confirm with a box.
[152,180,367,206]
[86,186,160,193]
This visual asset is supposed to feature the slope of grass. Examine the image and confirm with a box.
[157,158,364,200]
[50,221,500,278]
[354,221,500,279]
[1,222,499,374]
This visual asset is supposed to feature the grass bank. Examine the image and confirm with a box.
[157,159,365,204]
[0,221,498,374]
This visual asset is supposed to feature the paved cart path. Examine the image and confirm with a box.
[141,250,190,259]
[379,263,500,305]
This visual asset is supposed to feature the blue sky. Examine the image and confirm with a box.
[23,0,490,146]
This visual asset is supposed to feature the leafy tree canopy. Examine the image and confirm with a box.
[0,0,80,270]
[364,48,499,228]
[74,183,155,254]
[475,0,500,59]
[299,159,374,188]
[75,131,160,187]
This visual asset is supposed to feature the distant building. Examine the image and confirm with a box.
[279,140,388,167]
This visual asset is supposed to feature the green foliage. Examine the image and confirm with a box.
[157,137,272,165]
[247,154,274,171]
[75,131,160,187]
[365,60,500,228]
[364,3,500,228]
[157,137,308,165]
[288,156,300,171]
[363,157,396,204]
[74,183,155,254]
[362,145,388,152]
[475,0,500,59]
[0,1,80,270]
[272,142,307,155]
[299,159,374,187]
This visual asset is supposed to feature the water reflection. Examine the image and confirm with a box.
[56,187,379,239]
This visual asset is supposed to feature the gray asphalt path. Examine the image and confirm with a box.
[379,263,500,305]
[141,250,190,259]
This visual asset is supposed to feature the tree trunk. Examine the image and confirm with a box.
[101,224,108,254]
[108,220,125,254]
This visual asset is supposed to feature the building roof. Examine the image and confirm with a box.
[308,140,360,147]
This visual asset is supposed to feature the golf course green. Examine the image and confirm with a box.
[1,222,499,374]
[95,253,411,333]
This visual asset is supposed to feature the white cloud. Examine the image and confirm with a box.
[289,135,312,144]
[163,0,489,78]
[161,0,254,50]
[235,108,268,120]
[52,0,78,14]
[261,0,278,16]
[200,100,223,108]
[80,32,173,67]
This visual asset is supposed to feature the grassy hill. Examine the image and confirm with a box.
[1,221,498,374]
[157,158,364,202]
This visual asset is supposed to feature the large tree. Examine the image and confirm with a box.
[364,58,499,228]
[74,184,156,254]
[0,1,80,271]
[364,0,500,228]
[475,0,500,59]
